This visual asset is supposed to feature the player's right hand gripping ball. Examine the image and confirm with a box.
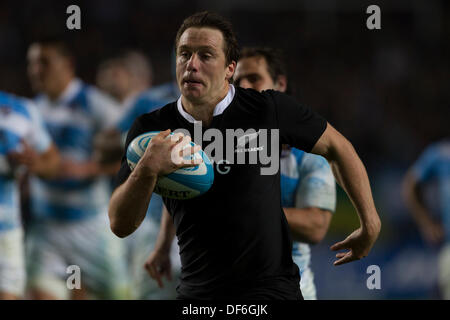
[126,131,214,200]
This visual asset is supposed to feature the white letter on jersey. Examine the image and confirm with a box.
[66,5,81,30]
[66,265,81,289]
[366,265,381,290]
[366,5,381,30]
[260,129,279,176]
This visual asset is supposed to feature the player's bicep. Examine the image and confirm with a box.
[310,122,349,161]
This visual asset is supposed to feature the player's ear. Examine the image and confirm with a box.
[225,61,236,82]
[274,75,287,93]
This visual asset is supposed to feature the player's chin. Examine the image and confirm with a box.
[181,87,204,100]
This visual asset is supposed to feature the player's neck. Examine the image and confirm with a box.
[47,75,75,102]
[181,84,229,127]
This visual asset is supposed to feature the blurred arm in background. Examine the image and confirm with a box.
[402,171,444,246]
[402,142,446,246]
[144,206,176,288]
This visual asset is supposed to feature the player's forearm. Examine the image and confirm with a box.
[284,207,331,244]
[154,207,176,253]
[30,145,61,179]
[327,139,380,234]
[108,166,158,238]
[55,158,99,179]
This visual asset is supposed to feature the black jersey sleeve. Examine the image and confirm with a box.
[113,116,145,189]
[269,90,327,152]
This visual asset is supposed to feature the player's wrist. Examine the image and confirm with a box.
[155,243,172,254]
[133,161,159,179]
[361,214,381,236]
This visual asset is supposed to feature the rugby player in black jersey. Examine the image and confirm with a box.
[109,11,381,300]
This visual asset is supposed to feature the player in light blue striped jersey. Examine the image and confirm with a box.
[0,91,59,299]
[403,139,450,299]
[25,39,129,299]
[234,47,336,299]
[280,146,336,299]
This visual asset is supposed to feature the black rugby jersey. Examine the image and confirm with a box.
[115,87,327,300]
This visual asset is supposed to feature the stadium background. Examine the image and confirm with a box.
[1,0,448,299]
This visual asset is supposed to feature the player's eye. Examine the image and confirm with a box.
[247,74,260,83]
[179,52,190,59]
[201,53,212,60]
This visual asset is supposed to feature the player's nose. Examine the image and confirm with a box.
[186,53,200,72]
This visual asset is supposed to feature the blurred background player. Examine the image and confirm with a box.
[112,49,180,136]
[136,49,180,103]
[99,50,169,137]
[96,50,153,115]
[234,47,336,299]
[403,138,450,299]
[0,91,59,299]
[96,50,181,299]
[25,38,129,299]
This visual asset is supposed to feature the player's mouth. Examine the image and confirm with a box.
[183,78,204,87]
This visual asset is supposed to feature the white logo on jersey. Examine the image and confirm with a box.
[172,124,279,175]
[236,130,260,148]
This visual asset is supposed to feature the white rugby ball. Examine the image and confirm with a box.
[126,131,214,200]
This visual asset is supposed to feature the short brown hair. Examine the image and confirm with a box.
[175,11,240,66]
[240,47,287,83]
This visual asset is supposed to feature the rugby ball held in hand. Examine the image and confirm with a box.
[126,131,214,200]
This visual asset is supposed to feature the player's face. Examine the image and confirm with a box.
[27,44,72,95]
[176,27,235,104]
[234,56,277,92]
[96,64,130,101]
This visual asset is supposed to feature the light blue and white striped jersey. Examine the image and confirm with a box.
[116,81,179,134]
[29,79,121,221]
[412,139,450,243]
[0,91,51,231]
[280,147,336,296]
[116,92,167,136]
[142,82,180,104]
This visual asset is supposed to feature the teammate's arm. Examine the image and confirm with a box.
[284,208,332,244]
[144,206,176,288]
[108,130,202,238]
[60,86,125,179]
[7,101,61,179]
[402,170,444,246]
[284,153,335,244]
[311,122,381,265]
[58,128,123,179]
[7,142,60,179]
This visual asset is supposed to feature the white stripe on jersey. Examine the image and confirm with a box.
[280,152,299,179]
[0,113,31,139]
[0,157,11,175]
[296,153,336,212]
[88,87,122,128]
[37,102,93,132]
[0,93,51,231]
